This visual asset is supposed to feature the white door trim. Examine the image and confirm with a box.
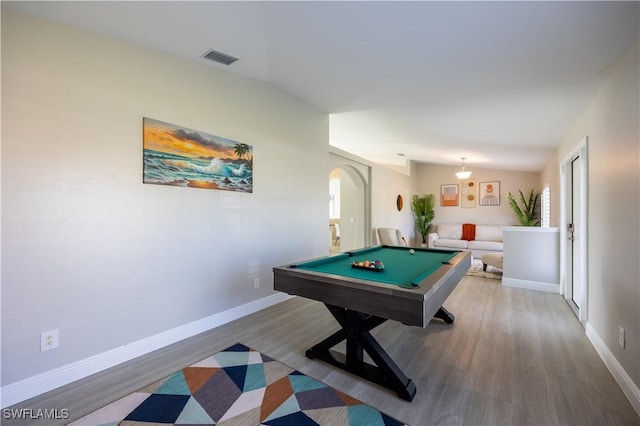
[559,137,589,323]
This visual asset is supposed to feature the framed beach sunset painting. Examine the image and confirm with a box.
[143,118,253,193]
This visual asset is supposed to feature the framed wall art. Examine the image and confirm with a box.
[143,117,253,193]
[440,184,459,206]
[461,178,477,208]
[479,181,500,206]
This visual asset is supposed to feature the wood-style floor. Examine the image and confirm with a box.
[5,275,639,425]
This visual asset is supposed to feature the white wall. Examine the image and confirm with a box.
[371,162,417,245]
[551,37,639,392]
[329,176,340,219]
[337,169,361,251]
[1,8,328,396]
[328,151,419,248]
[329,149,372,250]
[416,164,540,227]
[502,227,560,292]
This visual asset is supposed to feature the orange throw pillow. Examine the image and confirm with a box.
[462,223,476,241]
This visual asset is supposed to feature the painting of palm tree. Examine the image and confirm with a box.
[234,143,251,160]
[143,117,253,193]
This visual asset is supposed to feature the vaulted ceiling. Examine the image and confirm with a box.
[6,1,639,171]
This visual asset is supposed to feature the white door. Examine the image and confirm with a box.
[562,139,588,322]
[567,155,581,312]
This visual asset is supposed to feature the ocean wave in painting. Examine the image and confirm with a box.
[143,149,253,193]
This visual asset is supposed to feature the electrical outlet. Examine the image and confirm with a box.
[41,329,59,351]
[254,278,260,289]
[618,326,625,349]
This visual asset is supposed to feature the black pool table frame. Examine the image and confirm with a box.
[273,246,471,401]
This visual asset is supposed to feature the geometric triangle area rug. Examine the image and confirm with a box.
[68,343,405,425]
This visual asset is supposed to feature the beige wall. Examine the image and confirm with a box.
[416,163,540,228]
[548,37,639,389]
[1,9,328,392]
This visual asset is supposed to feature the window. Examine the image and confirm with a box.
[541,183,551,228]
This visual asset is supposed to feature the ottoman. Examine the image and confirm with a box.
[482,253,503,271]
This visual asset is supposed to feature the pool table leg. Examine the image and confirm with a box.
[305,303,417,402]
[434,306,455,324]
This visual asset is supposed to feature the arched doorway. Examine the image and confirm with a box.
[329,165,368,254]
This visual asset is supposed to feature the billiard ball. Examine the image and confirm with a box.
[409,249,415,255]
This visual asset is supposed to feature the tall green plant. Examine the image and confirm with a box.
[411,194,435,243]
[508,189,540,226]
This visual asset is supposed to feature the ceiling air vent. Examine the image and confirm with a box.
[202,49,238,66]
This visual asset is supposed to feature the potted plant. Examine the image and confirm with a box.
[411,194,435,246]
[508,189,540,226]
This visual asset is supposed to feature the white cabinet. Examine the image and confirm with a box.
[502,226,560,293]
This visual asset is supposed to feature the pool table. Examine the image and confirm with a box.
[273,245,471,401]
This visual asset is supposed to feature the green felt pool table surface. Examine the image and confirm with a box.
[273,245,471,401]
[294,245,458,288]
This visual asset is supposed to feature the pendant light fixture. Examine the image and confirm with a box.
[455,157,472,179]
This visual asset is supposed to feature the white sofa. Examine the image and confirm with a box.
[428,224,503,258]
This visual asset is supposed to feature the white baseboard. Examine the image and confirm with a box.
[1,293,292,408]
[501,277,560,293]
[586,322,640,417]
